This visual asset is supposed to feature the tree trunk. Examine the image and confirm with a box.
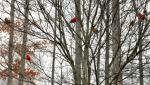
[83,44,89,85]
[7,0,15,85]
[18,0,30,85]
[138,22,143,85]
[74,0,82,84]
[111,0,122,84]
[82,0,91,83]
[97,47,100,85]
[51,0,58,84]
[60,61,63,85]
[132,1,144,84]
[105,2,110,85]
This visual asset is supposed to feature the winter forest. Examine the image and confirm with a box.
[0,0,150,85]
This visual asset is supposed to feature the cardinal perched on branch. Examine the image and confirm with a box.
[26,54,31,61]
[4,18,11,24]
[137,13,145,21]
[70,17,79,23]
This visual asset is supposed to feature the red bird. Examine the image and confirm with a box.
[137,13,145,21]
[70,17,78,23]
[26,54,31,61]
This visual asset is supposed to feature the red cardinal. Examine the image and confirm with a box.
[137,13,145,21]
[70,17,78,23]
[26,54,31,61]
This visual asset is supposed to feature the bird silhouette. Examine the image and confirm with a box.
[4,18,11,24]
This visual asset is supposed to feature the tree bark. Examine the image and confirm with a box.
[83,44,89,85]
[111,0,122,84]
[18,0,30,85]
[138,22,143,85]
[7,0,15,85]
[51,0,58,84]
[105,2,110,85]
[74,0,82,84]
[132,1,144,84]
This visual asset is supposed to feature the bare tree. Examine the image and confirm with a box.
[2,0,148,85]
